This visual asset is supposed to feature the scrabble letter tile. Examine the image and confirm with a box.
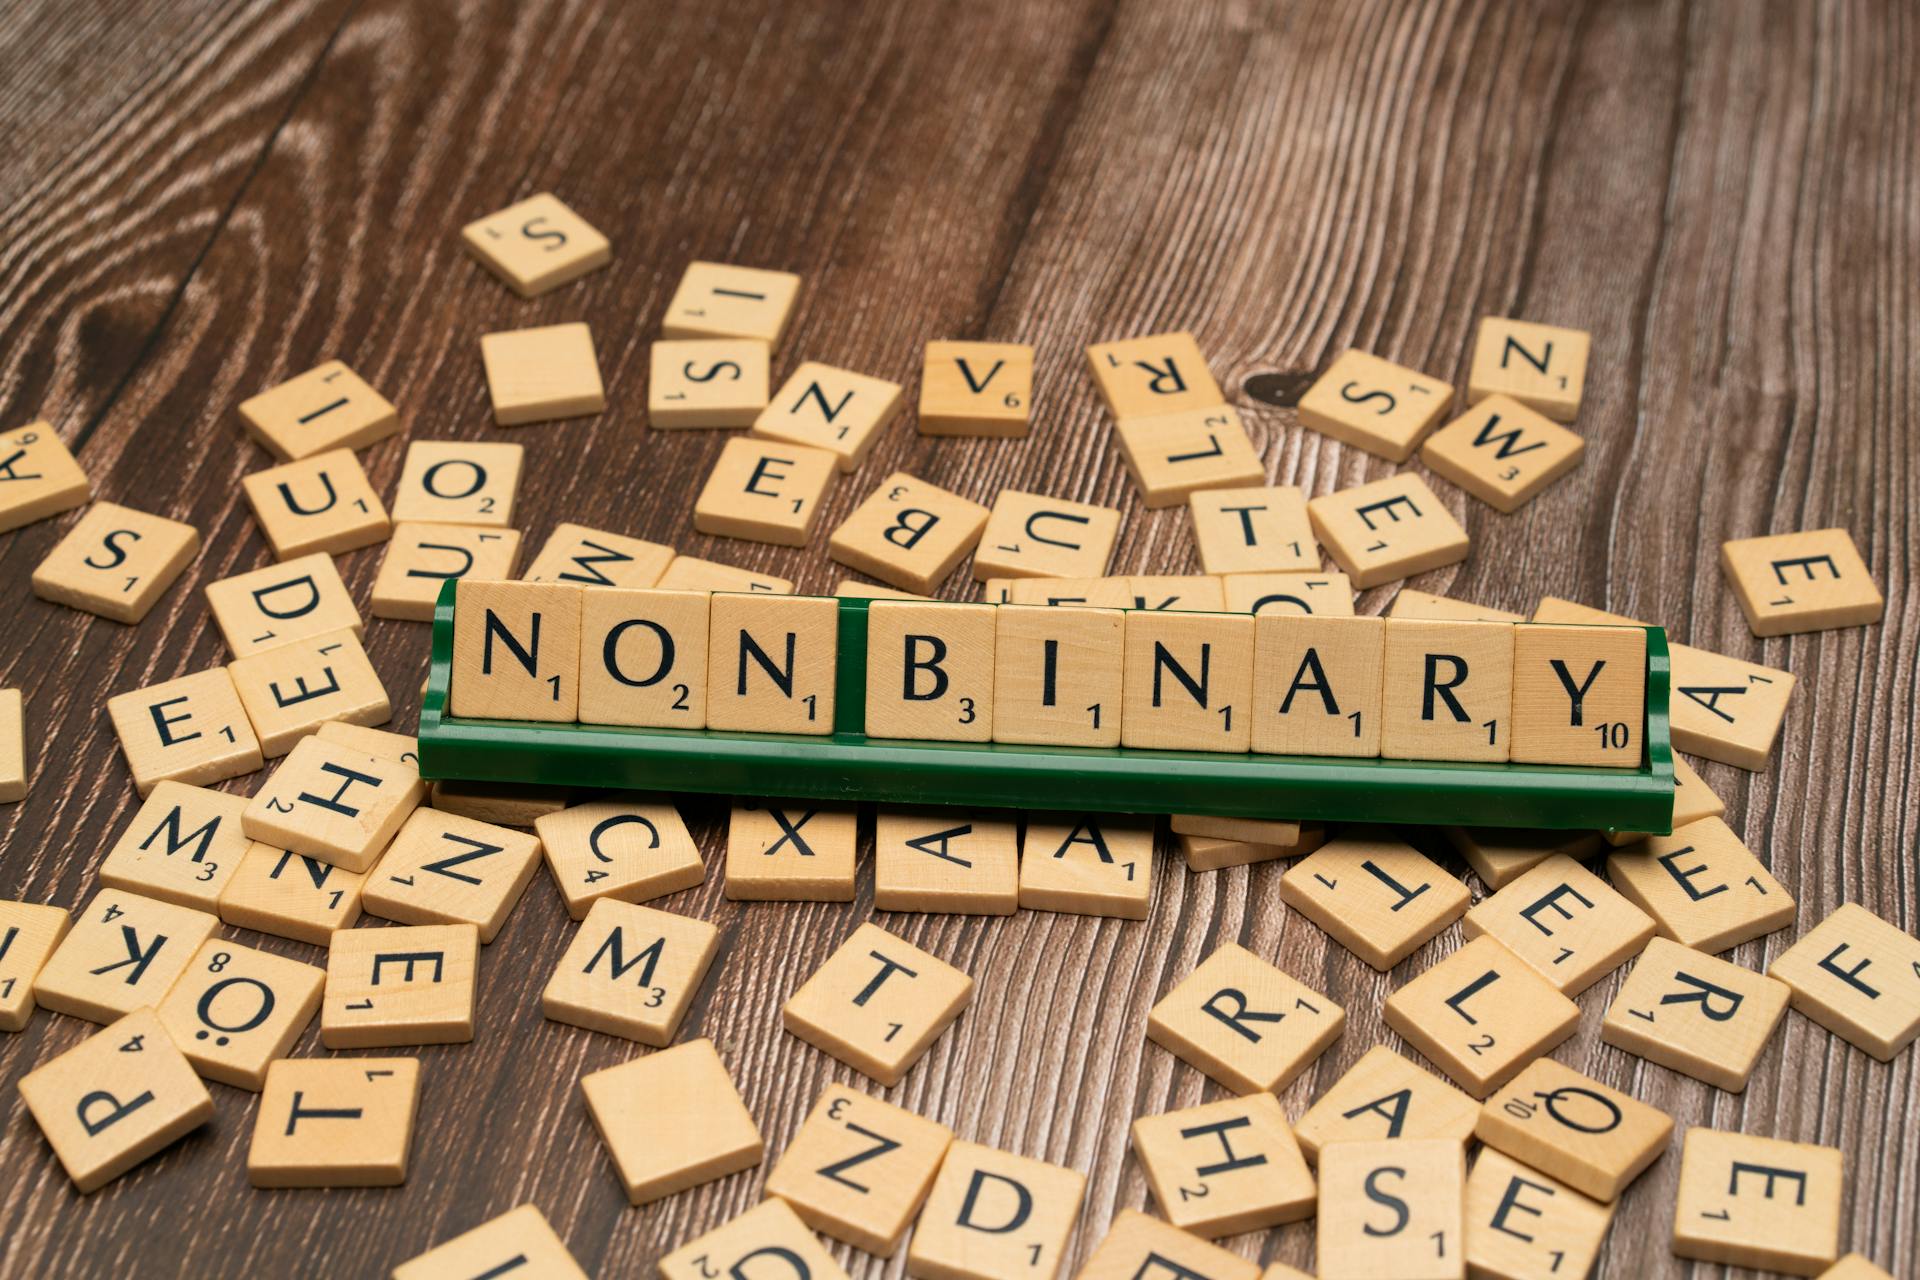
[1463,854,1655,995]
[1721,528,1884,636]
[1467,318,1588,421]
[1443,827,1604,891]
[33,890,217,1024]
[1121,609,1254,751]
[522,522,673,588]
[1251,614,1384,757]
[1086,332,1223,422]
[1475,1056,1672,1202]
[108,668,264,795]
[239,361,398,461]
[1673,1129,1841,1274]
[217,841,368,945]
[541,899,718,1045]
[1463,1147,1613,1280]
[1178,825,1326,873]
[1380,619,1514,762]
[576,587,709,728]
[1297,350,1453,461]
[662,262,800,345]
[725,802,858,901]
[1382,935,1579,1097]
[229,628,391,757]
[390,439,523,527]
[907,1140,1086,1280]
[765,1083,954,1255]
[461,192,609,297]
[1509,623,1644,767]
[1189,485,1316,575]
[321,923,478,1048]
[0,900,70,1031]
[248,1056,419,1186]
[1078,1210,1259,1280]
[918,340,1033,437]
[450,580,583,722]
[873,808,1019,915]
[866,601,995,742]
[1768,902,1920,1061]
[372,523,522,622]
[972,490,1121,581]
[649,339,771,427]
[1222,570,1356,617]
[1606,817,1795,953]
[754,362,904,470]
[1114,404,1264,508]
[693,436,836,546]
[0,421,88,532]
[991,605,1124,747]
[705,594,837,733]
[205,551,363,657]
[241,448,390,559]
[157,938,324,1089]
[829,472,990,594]
[783,921,973,1086]
[1019,813,1154,919]
[481,322,605,426]
[1131,1092,1315,1237]
[1146,943,1345,1094]
[361,808,543,942]
[1420,396,1584,513]
[534,795,705,919]
[1278,831,1469,969]
[1308,473,1469,588]
[1599,936,1788,1091]
[580,1037,763,1204]
[98,782,249,911]
[1669,642,1796,769]
[32,502,198,623]
[392,1204,588,1280]
[243,735,425,872]
[662,1200,849,1280]
[1292,1045,1479,1163]
[1315,1138,1465,1280]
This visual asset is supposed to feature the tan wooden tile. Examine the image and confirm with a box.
[1121,609,1253,751]
[390,442,523,532]
[31,501,199,623]
[1169,813,1301,845]
[1475,1055,1672,1203]
[241,448,390,559]
[1467,318,1590,421]
[480,322,605,426]
[392,1204,589,1280]
[1251,614,1385,757]
[1380,618,1514,762]
[829,472,990,594]
[155,937,323,1090]
[541,898,718,1045]
[1308,472,1470,588]
[218,841,367,945]
[753,361,904,470]
[864,601,995,741]
[1131,1092,1314,1237]
[0,687,20,803]
[1006,576,1134,608]
[461,192,609,297]
[424,779,572,828]
[649,338,771,427]
[1421,395,1585,513]
[522,522,672,588]
[662,261,800,345]
[243,735,425,872]
[0,900,70,1031]
[661,1199,849,1280]
[1125,574,1226,612]
[17,1007,212,1192]
[1768,902,1920,1061]
[693,436,836,546]
[873,808,1018,915]
[0,421,89,532]
[1599,936,1788,1091]
[362,807,543,942]
[574,587,709,728]
[1315,1138,1465,1280]
[1079,1209,1260,1280]
[1443,826,1604,890]
[907,1139,1086,1280]
[1383,935,1580,1098]
[316,719,417,766]
[1463,1146,1613,1280]
[918,340,1033,437]
[248,1056,419,1187]
[1189,485,1316,575]
[1721,527,1884,636]
[580,1036,764,1204]
[206,551,363,657]
[1297,349,1454,461]
[784,921,972,1086]
[238,360,398,461]
[725,802,858,901]
[1463,854,1655,995]
[370,523,521,622]
[705,593,837,733]
[1278,831,1469,969]
[979,577,1014,603]
[1672,1128,1842,1274]
[229,628,390,757]
[835,579,927,599]
[1221,570,1356,617]
[534,796,704,919]
[1147,942,1344,1094]
[321,922,478,1048]
[766,1082,954,1255]
[1258,1267,1313,1280]
[33,890,218,1024]
[1086,331,1223,421]
[1292,1044,1480,1164]
[1177,824,1326,873]
[450,580,582,722]
[973,490,1121,581]
[98,782,249,911]
[107,667,264,795]
[1604,754,1723,846]
[1114,404,1265,508]
[1019,813,1154,919]
[1509,622,1644,767]
[991,605,1124,747]
[1606,817,1795,953]
[1817,1254,1898,1280]
[1389,589,1525,623]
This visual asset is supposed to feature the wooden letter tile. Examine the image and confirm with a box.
[907,1140,1086,1280]
[1509,623,1644,767]
[649,338,771,427]
[783,921,972,1086]
[108,667,264,795]
[243,735,425,872]
[662,261,800,345]
[390,440,523,526]
[1019,813,1154,919]
[991,605,1124,747]
[1125,574,1226,612]
[1222,570,1355,617]
[693,436,836,545]
[248,1056,419,1186]
[450,580,583,722]
[972,490,1121,581]
[0,421,89,532]
[534,796,704,919]
[1420,395,1585,513]
[753,361,904,470]
[1672,1128,1842,1274]
[241,448,390,559]
[522,521,672,588]
[1383,935,1579,1097]
[392,1204,588,1280]
[579,1036,764,1204]
[865,601,996,741]
[1816,1255,1898,1280]
[765,1082,954,1255]
[1006,576,1134,608]
[1390,589,1525,623]
[1297,349,1454,461]
[1462,854,1655,995]
[874,808,1019,915]
[217,841,368,945]
[1768,902,1920,1061]
[1189,485,1316,575]
[1169,813,1301,845]
[1086,331,1223,421]
[661,1200,850,1280]
[0,687,20,802]
[576,587,709,728]
[238,361,398,461]
[321,922,478,1048]
[541,898,718,1045]
[1078,1210,1260,1280]
[361,808,543,942]
[1463,1147,1614,1280]
[1475,1056,1672,1203]
[1380,618,1514,762]
[0,900,70,1031]
[1721,527,1883,636]
[98,781,250,911]
[1599,936,1788,1091]
[1278,831,1469,969]
[1114,404,1265,508]
[1178,824,1325,873]
[33,890,217,1024]
[1606,817,1795,953]
[229,628,390,757]
[1292,1045,1480,1163]
[1315,1138,1465,1280]
[1251,614,1385,757]
[1308,472,1470,588]
[1131,1092,1315,1237]
[1443,826,1604,891]
[17,1008,212,1192]
[1467,318,1590,421]
[480,322,605,425]
[371,523,522,621]
[829,472,990,594]
[461,192,609,297]
[725,802,858,901]
[1121,610,1254,751]
[704,594,837,733]
[206,551,363,657]
[1146,943,1344,1094]
[918,340,1033,437]
[156,938,324,1089]
[32,501,199,623]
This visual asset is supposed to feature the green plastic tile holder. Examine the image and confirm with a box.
[418,581,1675,835]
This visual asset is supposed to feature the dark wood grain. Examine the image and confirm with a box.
[1,0,1915,1276]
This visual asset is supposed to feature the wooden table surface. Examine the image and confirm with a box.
[1,0,1915,1276]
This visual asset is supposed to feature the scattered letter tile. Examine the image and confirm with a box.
[157,938,323,1089]
[783,921,973,1086]
[1672,1128,1841,1274]
[1315,1138,1464,1280]
[1279,831,1469,969]
[1720,528,1884,636]
[97,781,249,911]
[828,472,989,595]
[361,807,543,942]
[0,900,71,1031]
[1467,317,1589,421]
[1768,902,1920,1061]
[541,898,718,1045]
[1606,817,1795,954]
[662,262,800,345]
[1019,813,1154,919]
[907,1140,1086,1280]
[753,361,904,470]
[241,448,390,559]
[389,440,523,527]
[693,436,836,546]
[649,338,771,428]
[1309,472,1469,588]
[205,551,363,658]
[31,501,198,623]
[534,795,704,919]
[32,890,218,1024]
[1475,1055,1672,1203]
[481,322,605,426]
[1464,1147,1613,1280]
[392,1204,588,1280]
[1292,1044,1479,1163]
[1114,404,1264,508]
[1421,395,1584,513]
[1383,935,1579,1098]
[462,192,609,297]
[0,421,89,532]
[1189,485,1316,575]
[1146,942,1344,1094]
[765,1082,954,1255]
[972,490,1121,581]
[217,840,367,945]
[108,667,264,795]
[248,1056,419,1186]
[242,735,425,872]
[1086,332,1223,421]
[725,802,858,901]
[1463,854,1655,995]
[1131,1091,1315,1237]
[1297,349,1453,461]
[239,361,398,461]
[919,340,1033,437]
[229,628,390,757]
[1599,936,1789,1091]
[321,922,478,1048]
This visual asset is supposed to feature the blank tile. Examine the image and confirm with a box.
[1599,936,1788,1091]
[1463,854,1655,994]
[784,921,972,1087]
[693,436,836,546]
[242,735,425,872]
[1086,331,1223,421]
[725,802,857,901]
[0,421,89,532]
[450,580,583,722]
[991,605,1124,747]
[362,807,543,942]
[321,922,478,1049]
[1509,623,1645,767]
[461,192,610,297]
[828,472,989,594]
[521,522,673,588]
[1673,1129,1841,1274]
[753,361,904,470]
[1078,1210,1260,1280]
[765,1083,953,1255]
[1221,570,1356,617]
[534,795,704,919]
[1114,404,1264,508]
[238,361,398,461]
[107,668,264,795]
[1146,942,1344,1094]
[1292,1044,1479,1163]
[1019,813,1154,919]
[481,322,605,426]
[705,594,837,734]
[390,440,523,527]
[541,899,719,1045]
[1130,1092,1315,1237]
[1467,317,1589,421]
[662,261,800,344]
[1475,1056,1672,1202]
[1250,614,1385,757]
[1383,934,1579,1098]
[229,628,390,757]
[1768,902,1920,1061]
[1721,527,1884,636]
[31,501,199,623]
[32,890,217,1024]
[97,781,249,911]
[972,490,1121,581]
[661,1200,849,1280]
[371,523,522,622]
[392,1204,588,1280]
[1308,472,1469,588]
[580,1037,764,1204]
[1463,1147,1613,1280]
[907,1140,1086,1280]
[1606,817,1795,953]
[873,808,1019,915]
[156,938,324,1090]
[1316,1138,1465,1280]
[918,340,1032,437]
[649,339,771,427]
[1380,618,1514,762]
[217,840,367,947]
[1278,831,1468,969]
[206,551,363,658]
[865,601,995,742]
[248,1057,419,1187]
[1421,395,1585,513]
[1121,609,1254,750]
[576,588,710,729]
[1189,485,1317,574]
[241,448,390,560]
[1297,349,1453,461]
[0,900,71,1031]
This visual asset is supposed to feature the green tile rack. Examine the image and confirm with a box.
[417,582,1675,834]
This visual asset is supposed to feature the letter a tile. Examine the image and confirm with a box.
[873,807,1019,915]
[783,921,973,1087]
[1146,942,1344,1094]
[0,421,89,532]
[1292,1045,1479,1163]
[1019,813,1154,919]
